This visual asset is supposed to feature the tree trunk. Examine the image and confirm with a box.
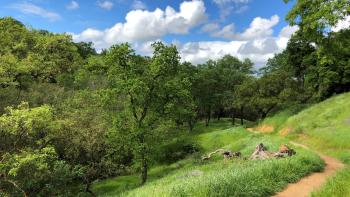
[188,120,194,132]
[231,109,235,125]
[205,111,211,127]
[240,106,244,125]
[140,152,148,185]
[85,182,95,196]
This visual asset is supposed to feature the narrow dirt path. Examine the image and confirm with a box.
[273,141,345,197]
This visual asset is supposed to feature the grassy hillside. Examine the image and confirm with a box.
[281,92,350,164]
[93,120,323,197]
[261,92,350,196]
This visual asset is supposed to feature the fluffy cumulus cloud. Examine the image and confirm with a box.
[66,1,79,10]
[97,1,114,10]
[210,15,280,40]
[11,2,61,21]
[177,24,299,66]
[73,0,207,49]
[72,0,299,67]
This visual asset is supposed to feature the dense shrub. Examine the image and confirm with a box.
[156,139,200,164]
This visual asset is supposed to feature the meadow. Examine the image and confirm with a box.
[93,122,324,196]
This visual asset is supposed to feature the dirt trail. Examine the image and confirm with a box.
[273,141,345,197]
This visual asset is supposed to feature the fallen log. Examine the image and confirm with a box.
[278,144,296,156]
[249,143,274,160]
[202,149,241,160]
[249,143,296,160]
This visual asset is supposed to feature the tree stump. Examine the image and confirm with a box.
[249,143,274,160]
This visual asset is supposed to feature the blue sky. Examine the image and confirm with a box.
[0,0,298,66]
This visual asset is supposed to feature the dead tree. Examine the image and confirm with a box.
[249,143,274,160]
[202,149,241,160]
[249,143,296,160]
[274,144,296,158]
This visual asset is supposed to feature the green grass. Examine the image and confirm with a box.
[120,129,323,197]
[278,92,350,196]
[92,159,197,196]
[93,122,324,197]
[281,92,350,164]
[311,167,350,197]
[261,108,303,133]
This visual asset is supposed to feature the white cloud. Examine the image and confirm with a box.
[276,25,299,49]
[238,15,279,40]
[210,15,280,40]
[67,1,79,10]
[213,0,251,19]
[97,0,114,10]
[72,0,297,67]
[177,24,298,66]
[211,23,236,38]
[200,23,220,33]
[12,2,61,21]
[73,0,207,49]
[179,41,245,64]
[332,15,350,32]
[279,25,299,38]
[132,0,147,10]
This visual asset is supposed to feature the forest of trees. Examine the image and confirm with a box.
[0,0,349,196]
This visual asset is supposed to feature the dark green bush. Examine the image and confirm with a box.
[156,139,199,164]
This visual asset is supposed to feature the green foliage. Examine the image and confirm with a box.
[193,55,254,126]
[0,102,53,154]
[105,42,194,184]
[285,0,350,42]
[0,103,83,196]
[0,147,83,197]
[155,139,199,164]
[1,14,350,196]
[311,167,350,197]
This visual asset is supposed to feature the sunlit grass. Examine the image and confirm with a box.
[278,92,350,196]
[93,121,324,197]
[311,167,350,197]
[120,132,323,197]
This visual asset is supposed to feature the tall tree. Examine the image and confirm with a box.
[105,42,192,184]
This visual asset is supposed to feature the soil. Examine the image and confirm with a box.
[247,124,274,133]
[279,127,292,136]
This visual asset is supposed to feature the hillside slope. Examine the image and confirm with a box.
[277,92,350,196]
[93,121,323,197]
[280,92,350,164]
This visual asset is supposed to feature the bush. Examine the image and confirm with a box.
[0,147,84,197]
[156,139,200,164]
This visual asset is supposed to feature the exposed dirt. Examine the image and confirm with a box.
[279,127,293,136]
[247,124,274,133]
[272,142,345,197]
